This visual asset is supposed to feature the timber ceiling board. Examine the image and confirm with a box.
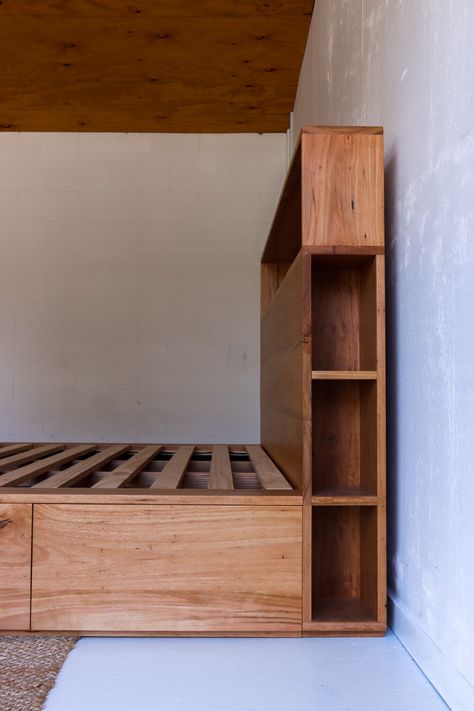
[0,1,314,133]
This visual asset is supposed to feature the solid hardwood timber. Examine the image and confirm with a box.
[374,254,387,625]
[262,140,302,263]
[0,444,64,472]
[313,507,360,600]
[0,503,32,630]
[208,446,233,490]
[312,380,378,495]
[34,445,129,488]
[312,597,376,622]
[304,245,385,256]
[150,445,194,489]
[312,371,377,380]
[3,630,301,638]
[312,265,362,371]
[0,490,301,506]
[92,446,161,489]
[262,128,386,635]
[246,446,292,490]
[261,262,292,315]
[302,131,384,248]
[303,619,386,634]
[312,495,379,506]
[31,503,302,633]
[0,444,32,459]
[312,507,379,623]
[260,252,305,491]
[302,126,383,135]
[0,444,97,488]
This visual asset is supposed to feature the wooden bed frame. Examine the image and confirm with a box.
[0,126,386,637]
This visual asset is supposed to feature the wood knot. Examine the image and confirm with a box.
[0,518,12,529]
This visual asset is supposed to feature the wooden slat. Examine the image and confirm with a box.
[0,443,32,459]
[34,445,129,489]
[151,446,194,489]
[208,446,233,490]
[0,445,96,487]
[0,444,64,472]
[92,446,162,489]
[245,446,292,490]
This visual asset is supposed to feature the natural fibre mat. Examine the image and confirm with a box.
[0,636,78,711]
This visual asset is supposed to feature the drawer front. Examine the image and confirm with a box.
[31,504,302,633]
[0,503,32,630]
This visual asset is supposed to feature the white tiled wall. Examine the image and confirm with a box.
[0,133,287,443]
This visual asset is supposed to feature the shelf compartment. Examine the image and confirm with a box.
[312,380,378,496]
[312,254,377,371]
[312,506,378,623]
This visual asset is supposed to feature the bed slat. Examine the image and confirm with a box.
[151,446,194,489]
[245,446,292,490]
[34,445,130,489]
[0,445,96,487]
[0,444,65,473]
[92,446,162,489]
[0,443,32,459]
[208,445,233,490]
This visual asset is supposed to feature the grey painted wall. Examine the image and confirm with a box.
[0,133,286,444]
[291,2,474,708]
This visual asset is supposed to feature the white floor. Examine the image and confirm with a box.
[44,631,449,711]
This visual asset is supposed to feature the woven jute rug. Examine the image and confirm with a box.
[0,636,78,711]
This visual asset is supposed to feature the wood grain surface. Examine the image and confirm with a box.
[0,504,32,630]
[260,252,305,491]
[31,503,302,633]
[302,131,384,248]
[0,2,314,132]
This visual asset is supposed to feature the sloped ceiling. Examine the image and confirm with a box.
[0,1,314,132]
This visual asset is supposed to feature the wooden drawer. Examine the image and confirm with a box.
[0,503,32,630]
[31,504,302,633]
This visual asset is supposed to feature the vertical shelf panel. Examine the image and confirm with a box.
[260,253,306,492]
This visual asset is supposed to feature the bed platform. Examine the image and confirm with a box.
[0,443,293,493]
[0,126,386,638]
[0,443,302,636]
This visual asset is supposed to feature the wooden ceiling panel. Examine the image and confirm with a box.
[0,2,314,132]
[0,0,315,16]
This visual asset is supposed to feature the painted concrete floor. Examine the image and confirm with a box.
[44,631,449,711]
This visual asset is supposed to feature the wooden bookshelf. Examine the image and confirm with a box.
[260,126,386,635]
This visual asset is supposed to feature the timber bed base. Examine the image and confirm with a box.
[0,126,387,638]
[0,442,306,636]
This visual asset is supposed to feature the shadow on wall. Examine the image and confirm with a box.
[385,147,399,606]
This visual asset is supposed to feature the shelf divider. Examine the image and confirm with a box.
[312,370,377,380]
[312,495,379,507]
